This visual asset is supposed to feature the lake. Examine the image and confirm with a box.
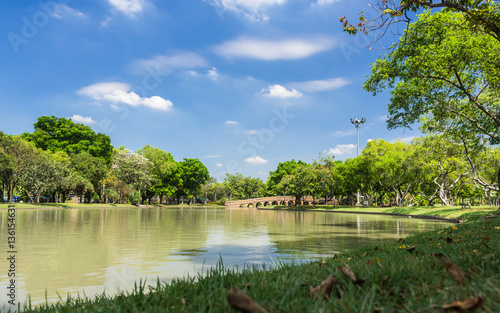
[0,206,450,307]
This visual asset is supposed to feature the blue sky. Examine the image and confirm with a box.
[1,0,421,181]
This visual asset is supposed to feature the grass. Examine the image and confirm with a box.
[0,202,136,209]
[10,207,500,312]
[258,204,499,220]
[0,203,224,209]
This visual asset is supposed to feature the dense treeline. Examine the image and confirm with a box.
[0,116,209,205]
[205,137,499,206]
[1,116,498,206]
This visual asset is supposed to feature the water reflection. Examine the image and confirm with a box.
[0,207,450,307]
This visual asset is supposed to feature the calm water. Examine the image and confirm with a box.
[0,207,450,307]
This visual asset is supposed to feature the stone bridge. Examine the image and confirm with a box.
[225,196,326,208]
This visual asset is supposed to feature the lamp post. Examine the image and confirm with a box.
[350,117,366,205]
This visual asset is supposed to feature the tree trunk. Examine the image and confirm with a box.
[8,179,14,203]
[497,168,500,211]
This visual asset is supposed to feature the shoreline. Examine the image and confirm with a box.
[17,208,500,312]
[257,207,464,223]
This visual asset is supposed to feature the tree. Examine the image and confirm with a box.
[280,164,318,205]
[21,115,113,164]
[364,11,500,205]
[340,1,500,43]
[266,160,308,195]
[362,139,419,206]
[110,148,153,202]
[137,145,180,204]
[222,173,265,200]
[20,150,60,204]
[70,152,108,202]
[0,135,38,203]
[175,158,209,204]
[412,136,470,205]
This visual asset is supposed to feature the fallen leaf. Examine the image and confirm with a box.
[227,286,267,313]
[338,266,365,285]
[445,237,453,244]
[442,297,483,312]
[436,254,467,286]
[451,226,458,230]
[399,245,407,249]
[406,244,418,252]
[481,236,490,240]
[495,226,500,230]
[309,274,337,300]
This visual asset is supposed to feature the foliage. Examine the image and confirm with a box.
[137,145,180,201]
[175,158,210,202]
[341,1,500,43]
[266,160,308,195]
[365,11,500,144]
[223,173,266,200]
[21,115,113,163]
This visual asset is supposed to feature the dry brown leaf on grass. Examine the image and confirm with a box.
[406,244,418,252]
[436,254,467,286]
[442,297,483,312]
[338,266,365,285]
[309,274,337,300]
[227,286,267,313]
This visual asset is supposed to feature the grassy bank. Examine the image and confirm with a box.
[258,204,498,220]
[14,209,500,312]
[0,203,224,210]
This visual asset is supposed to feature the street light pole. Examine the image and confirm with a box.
[350,117,366,206]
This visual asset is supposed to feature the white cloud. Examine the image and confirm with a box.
[213,36,336,60]
[51,4,85,19]
[101,16,112,26]
[263,85,302,98]
[377,115,389,122]
[330,129,356,137]
[244,156,269,164]
[70,115,96,125]
[324,144,356,156]
[314,0,341,5]
[225,120,239,125]
[208,67,219,80]
[129,51,208,75]
[216,163,223,167]
[392,136,417,144]
[200,155,222,159]
[78,82,173,111]
[108,0,144,15]
[245,130,259,135]
[289,77,350,93]
[204,0,285,22]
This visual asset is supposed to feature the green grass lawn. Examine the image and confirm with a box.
[9,206,500,312]
[0,202,136,209]
[258,204,499,220]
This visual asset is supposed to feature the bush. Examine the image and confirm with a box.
[128,190,141,205]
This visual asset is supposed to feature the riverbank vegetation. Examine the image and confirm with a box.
[17,210,500,312]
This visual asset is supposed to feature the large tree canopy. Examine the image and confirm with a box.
[365,11,500,144]
[21,115,113,163]
[341,1,500,43]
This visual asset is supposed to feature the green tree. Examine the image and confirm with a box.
[175,158,209,204]
[70,152,108,202]
[341,1,500,42]
[0,135,38,203]
[21,115,113,163]
[362,139,419,206]
[137,145,180,204]
[110,148,153,202]
[364,11,500,204]
[266,160,308,195]
[20,150,60,204]
[223,173,265,200]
